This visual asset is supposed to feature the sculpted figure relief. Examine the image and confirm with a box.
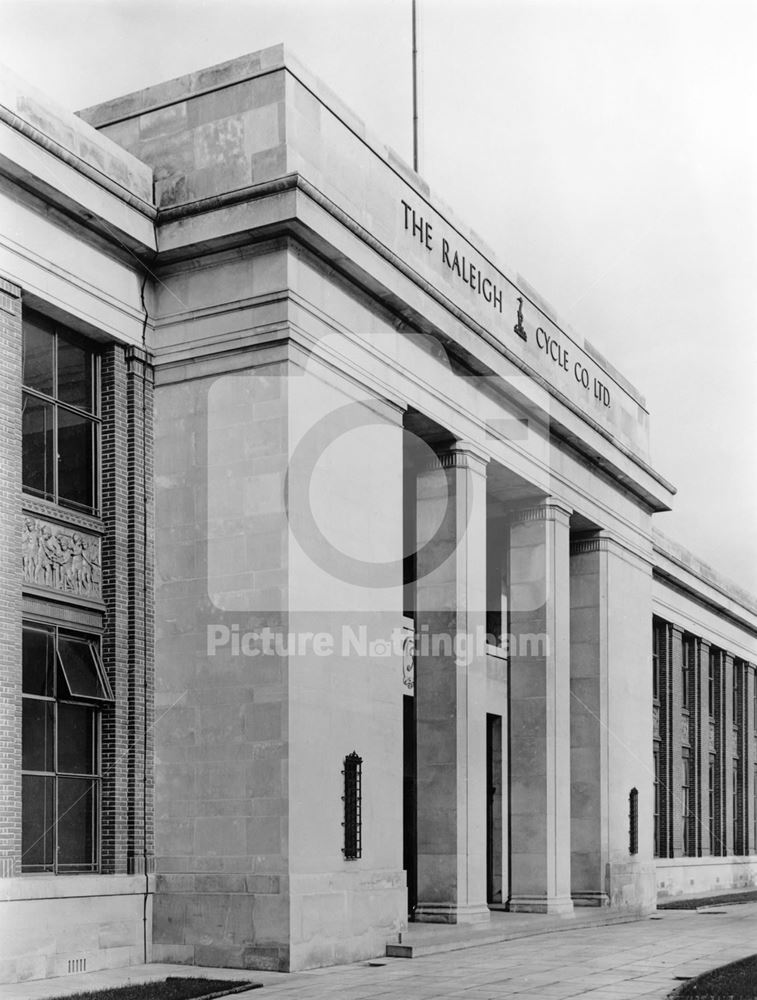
[22,517,101,598]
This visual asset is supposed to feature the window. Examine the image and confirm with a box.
[682,751,693,856]
[710,649,720,719]
[733,663,741,728]
[708,755,716,855]
[629,787,638,855]
[732,760,741,855]
[708,657,715,719]
[21,623,112,873]
[652,625,661,702]
[653,748,660,857]
[681,634,693,710]
[22,311,99,514]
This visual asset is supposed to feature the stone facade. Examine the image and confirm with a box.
[0,45,754,986]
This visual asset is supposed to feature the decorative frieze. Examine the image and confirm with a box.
[22,516,102,599]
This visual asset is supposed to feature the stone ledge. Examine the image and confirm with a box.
[0,874,154,902]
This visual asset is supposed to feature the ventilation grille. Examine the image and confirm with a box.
[68,958,87,974]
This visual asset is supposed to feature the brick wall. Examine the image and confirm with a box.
[654,616,756,865]
[0,279,22,878]
[100,342,155,874]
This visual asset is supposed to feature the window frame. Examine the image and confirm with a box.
[681,749,693,856]
[21,310,101,516]
[681,633,694,712]
[21,620,110,875]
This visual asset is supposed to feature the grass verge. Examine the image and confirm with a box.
[50,976,260,1000]
[670,954,757,997]
[658,889,757,910]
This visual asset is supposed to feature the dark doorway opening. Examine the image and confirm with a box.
[403,694,417,917]
[487,712,503,905]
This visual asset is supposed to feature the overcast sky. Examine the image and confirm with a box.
[1,0,755,592]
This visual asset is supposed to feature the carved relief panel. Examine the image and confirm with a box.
[22,516,102,600]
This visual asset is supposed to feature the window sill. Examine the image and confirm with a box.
[22,494,103,533]
[0,872,153,901]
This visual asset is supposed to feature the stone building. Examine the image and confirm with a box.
[0,46,755,984]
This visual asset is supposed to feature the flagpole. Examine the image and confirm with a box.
[412,0,420,172]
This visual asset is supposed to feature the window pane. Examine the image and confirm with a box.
[57,777,96,870]
[58,635,110,700]
[21,774,55,872]
[23,316,54,395]
[57,409,94,509]
[22,393,54,499]
[57,333,93,412]
[58,703,95,775]
[22,698,54,772]
[22,626,54,696]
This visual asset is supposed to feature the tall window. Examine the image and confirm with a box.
[681,634,693,710]
[22,310,99,514]
[21,623,112,873]
[732,760,741,855]
[733,663,741,728]
[708,655,715,719]
[652,627,661,702]
[708,755,716,855]
[653,747,660,857]
[682,751,693,856]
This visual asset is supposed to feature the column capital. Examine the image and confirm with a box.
[509,498,572,525]
[425,442,490,476]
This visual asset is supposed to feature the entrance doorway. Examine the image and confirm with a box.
[403,694,417,916]
[487,713,503,904]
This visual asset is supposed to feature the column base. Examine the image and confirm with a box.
[572,891,609,907]
[414,902,492,925]
[508,895,574,915]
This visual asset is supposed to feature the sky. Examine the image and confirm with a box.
[1,0,755,592]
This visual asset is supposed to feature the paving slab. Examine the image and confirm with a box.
[0,903,755,1000]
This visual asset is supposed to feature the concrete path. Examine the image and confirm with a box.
[2,903,755,1000]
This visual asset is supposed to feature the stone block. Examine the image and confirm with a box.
[194,815,247,857]
[246,816,282,855]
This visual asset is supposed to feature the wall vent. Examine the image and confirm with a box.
[68,958,87,974]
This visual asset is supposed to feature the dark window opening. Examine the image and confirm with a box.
[22,310,99,515]
[681,634,694,711]
[21,622,111,873]
[682,751,693,856]
[629,787,639,855]
[653,749,660,857]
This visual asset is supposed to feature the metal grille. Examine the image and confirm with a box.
[342,752,362,859]
[629,787,639,855]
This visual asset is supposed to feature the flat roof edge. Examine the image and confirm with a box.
[653,528,757,621]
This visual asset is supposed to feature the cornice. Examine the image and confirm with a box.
[154,173,675,513]
[0,105,156,221]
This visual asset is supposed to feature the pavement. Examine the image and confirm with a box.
[1,902,756,1000]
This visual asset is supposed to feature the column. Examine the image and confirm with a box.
[669,626,685,856]
[569,535,609,906]
[723,652,735,855]
[697,639,711,855]
[508,500,573,914]
[414,443,490,924]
